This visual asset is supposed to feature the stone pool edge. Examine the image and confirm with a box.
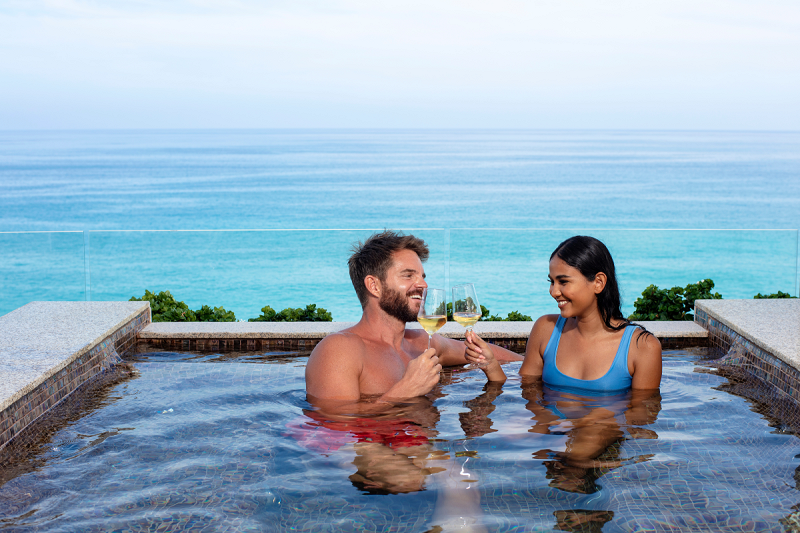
[696,299,800,403]
[0,302,151,451]
[138,319,709,354]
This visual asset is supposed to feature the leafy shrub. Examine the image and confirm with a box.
[131,290,333,322]
[629,279,722,321]
[248,304,332,322]
[481,310,533,321]
[130,290,197,322]
[195,305,237,322]
[505,310,534,321]
[131,290,236,322]
[447,303,532,321]
[754,291,796,299]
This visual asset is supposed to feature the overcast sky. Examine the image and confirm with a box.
[1,0,798,130]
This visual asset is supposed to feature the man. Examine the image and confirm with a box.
[305,230,523,404]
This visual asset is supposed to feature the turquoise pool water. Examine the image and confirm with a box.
[0,349,798,532]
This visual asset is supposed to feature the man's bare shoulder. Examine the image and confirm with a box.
[306,329,370,400]
[309,329,368,362]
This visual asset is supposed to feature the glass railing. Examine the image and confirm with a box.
[0,231,87,315]
[86,229,447,323]
[1,229,797,322]
[449,229,799,321]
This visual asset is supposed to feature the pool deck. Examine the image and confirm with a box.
[0,302,150,450]
[0,299,797,450]
[139,319,709,340]
[695,299,799,368]
[137,318,708,353]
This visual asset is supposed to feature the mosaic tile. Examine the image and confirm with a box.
[702,316,800,405]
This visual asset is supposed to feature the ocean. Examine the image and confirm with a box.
[1,129,799,321]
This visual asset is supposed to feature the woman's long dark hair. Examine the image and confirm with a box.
[550,236,631,332]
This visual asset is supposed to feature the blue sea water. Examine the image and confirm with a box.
[1,129,799,320]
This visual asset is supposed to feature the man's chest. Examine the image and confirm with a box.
[358,348,417,395]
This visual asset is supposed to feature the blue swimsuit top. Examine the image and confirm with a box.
[542,316,635,393]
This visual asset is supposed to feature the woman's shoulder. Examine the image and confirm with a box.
[521,315,562,376]
[534,314,561,327]
[627,324,662,355]
[529,314,561,340]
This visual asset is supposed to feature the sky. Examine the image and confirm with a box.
[1,0,798,130]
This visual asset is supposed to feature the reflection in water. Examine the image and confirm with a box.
[553,509,615,533]
[522,378,662,496]
[459,382,504,438]
[301,378,662,530]
[429,439,487,533]
[302,383,503,531]
[298,398,443,495]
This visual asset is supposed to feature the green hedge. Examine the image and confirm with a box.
[754,291,797,299]
[248,304,332,322]
[628,279,722,321]
[133,284,796,324]
[130,290,331,322]
[445,303,532,322]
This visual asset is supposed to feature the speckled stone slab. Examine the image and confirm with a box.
[696,299,800,368]
[0,301,150,413]
[140,319,706,340]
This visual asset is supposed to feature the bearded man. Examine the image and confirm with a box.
[305,230,523,406]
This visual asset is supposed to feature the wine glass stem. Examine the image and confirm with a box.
[427,334,432,349]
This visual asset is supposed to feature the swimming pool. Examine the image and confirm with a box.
[0,348,798,532]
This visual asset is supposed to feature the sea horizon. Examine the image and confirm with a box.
[2,129,799,320]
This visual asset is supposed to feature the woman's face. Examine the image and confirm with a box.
[548,257,601,318]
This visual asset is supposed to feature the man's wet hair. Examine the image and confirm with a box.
[349,230,430,309]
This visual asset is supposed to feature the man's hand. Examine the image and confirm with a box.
[382,348,442,400]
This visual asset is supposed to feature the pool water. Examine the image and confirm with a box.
[1,349,799,532]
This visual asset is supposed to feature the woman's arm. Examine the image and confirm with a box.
[630,332,662,390]
[464,331,507,382]
[431,332,523,367]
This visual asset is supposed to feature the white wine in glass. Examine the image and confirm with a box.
[452,283,481,333]
[452,283,484,368]
[417,288,447,349]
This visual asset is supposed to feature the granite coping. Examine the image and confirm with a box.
[0,301,151,412]
[695,299,800,368]
[139,319,707,340]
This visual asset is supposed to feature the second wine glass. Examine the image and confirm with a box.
[452,283,484,369]
[417,288,447,349]
[452,283,481,333]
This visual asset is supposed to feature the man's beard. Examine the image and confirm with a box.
[379,286,419,323]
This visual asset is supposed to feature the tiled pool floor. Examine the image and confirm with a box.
[1,349,799,532]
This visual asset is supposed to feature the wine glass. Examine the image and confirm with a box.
[417,288,447,349]
[452,283,481,333]
[452,283,483,368]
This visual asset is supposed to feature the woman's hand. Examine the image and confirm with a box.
[465,330,506,382]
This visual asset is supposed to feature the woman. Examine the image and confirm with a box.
[466,235,662,390]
